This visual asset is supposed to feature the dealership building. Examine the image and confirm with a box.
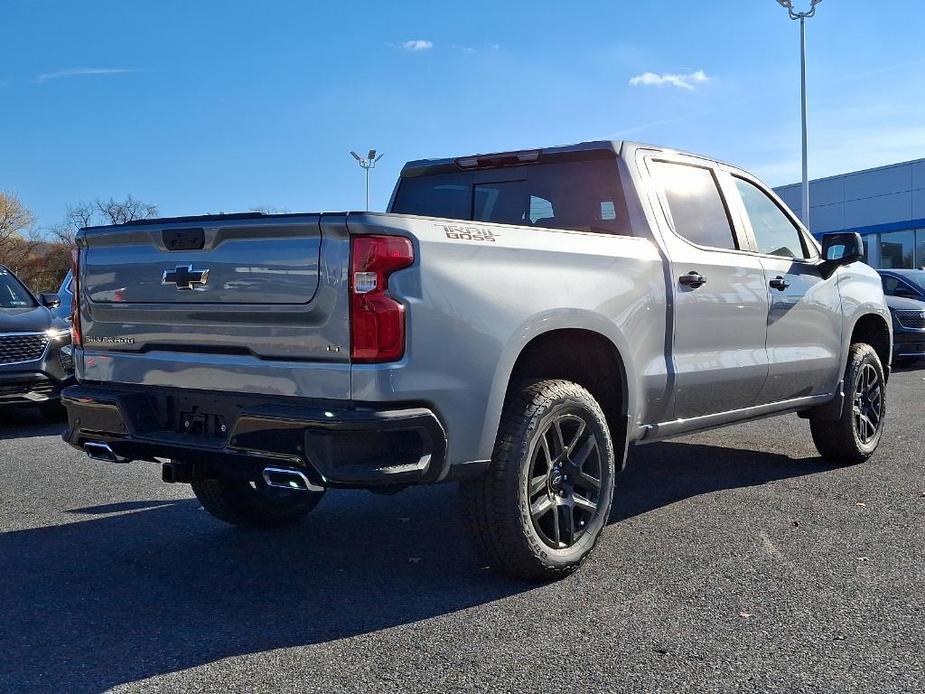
[774,157,925,269]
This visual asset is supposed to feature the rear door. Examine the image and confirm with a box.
[726,174,842,403]
[646,156,770,420]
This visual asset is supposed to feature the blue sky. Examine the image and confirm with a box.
[2,0,925,227]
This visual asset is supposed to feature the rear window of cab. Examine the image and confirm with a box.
[391,158,630,235]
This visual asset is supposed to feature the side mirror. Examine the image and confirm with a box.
[39,292,60,308]
[820,232,863,278]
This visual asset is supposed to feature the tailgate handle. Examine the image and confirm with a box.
[163,228,205,251]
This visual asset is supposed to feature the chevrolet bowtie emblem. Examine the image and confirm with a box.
[162,264,210,290]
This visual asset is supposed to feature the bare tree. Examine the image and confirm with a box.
[0,190,36,251]
[95,195,158,225]
[49,196,159,245]
[0,194,51,285]
[250,205,291,215]
[48,202,95,245]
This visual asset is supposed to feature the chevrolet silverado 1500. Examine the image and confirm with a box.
[62,141,892,580]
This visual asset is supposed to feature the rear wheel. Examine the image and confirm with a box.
[810,343,886,465]
[192,476,323,529]
[461,379,616,581]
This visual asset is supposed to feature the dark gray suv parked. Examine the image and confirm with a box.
[0,266,74,418]
[878,269,925,362]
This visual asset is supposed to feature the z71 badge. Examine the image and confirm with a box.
[438,224,498,242]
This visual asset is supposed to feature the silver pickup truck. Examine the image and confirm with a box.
[62,141,891,580]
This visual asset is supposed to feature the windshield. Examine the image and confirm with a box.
[391,157,630,235]
[900,270,925,293]
[0,268,37,309]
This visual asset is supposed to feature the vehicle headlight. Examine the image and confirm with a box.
[45,327,71,341]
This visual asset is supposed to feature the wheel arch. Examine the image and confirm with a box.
[849,312,892,380]
[479,317,633,469]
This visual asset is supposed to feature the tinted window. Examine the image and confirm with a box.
[652,161,736,249]
[474,180,528,225]
[902,269,925,292]
[881,275,922,298]
[734,178,807,259]
[0,269,36,308]
[391,158,629,234]
[391,174,470,221]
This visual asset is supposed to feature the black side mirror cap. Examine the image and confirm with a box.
[39,292,60,308]
[819,232,864,278]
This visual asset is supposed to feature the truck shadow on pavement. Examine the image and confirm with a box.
[0,441,835,693]
[0,407,65,440]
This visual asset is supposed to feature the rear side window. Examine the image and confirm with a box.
[651,161,736,250]
[734,177,808,259]
[391,158,630,235]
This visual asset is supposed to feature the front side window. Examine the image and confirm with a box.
[651,161,736,250]
[734,178,808,259]
[881,275,921,298]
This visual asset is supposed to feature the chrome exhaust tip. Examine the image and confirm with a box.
[83,441,130,464]
[262,466,323,492]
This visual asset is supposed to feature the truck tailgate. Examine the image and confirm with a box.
[78,214,351,367]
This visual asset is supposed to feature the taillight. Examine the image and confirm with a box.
[70,248,82,347]
[350,235,414,363]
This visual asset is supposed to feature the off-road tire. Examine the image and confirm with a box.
[810,343,886,465]
[192,477,323,529]
[461,379,616,582]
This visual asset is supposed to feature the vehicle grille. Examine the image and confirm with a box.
[0,333,49,365]
[895,310,925,330]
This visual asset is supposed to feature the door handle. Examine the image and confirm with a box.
[678,271,707,289]
[769,276,790,291]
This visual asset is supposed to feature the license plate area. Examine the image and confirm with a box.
[146,391,242,442]
[177,408,228,439]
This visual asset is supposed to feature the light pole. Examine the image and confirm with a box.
[350,149,384,210]
[776,0,822,229]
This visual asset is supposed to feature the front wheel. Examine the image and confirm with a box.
[192,477,323,529]
[810,343,886,465]
[461,379,616,581]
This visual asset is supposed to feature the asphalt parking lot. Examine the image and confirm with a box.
[1,366,922,694]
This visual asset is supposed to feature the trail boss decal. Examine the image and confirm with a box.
[438,224,498,243]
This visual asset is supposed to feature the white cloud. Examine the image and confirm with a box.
[629,69,710,91]
[399,40,433,52]
[36,67,142,83]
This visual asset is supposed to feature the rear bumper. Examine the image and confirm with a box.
[61,384,448,488]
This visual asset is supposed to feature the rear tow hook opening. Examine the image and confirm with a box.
[262,466,324,493]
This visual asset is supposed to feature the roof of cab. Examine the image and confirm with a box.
[397,139,742,179]
[399,140,624,178]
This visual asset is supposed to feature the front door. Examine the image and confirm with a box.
[730,175,843,403]
[647,158,771,420]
